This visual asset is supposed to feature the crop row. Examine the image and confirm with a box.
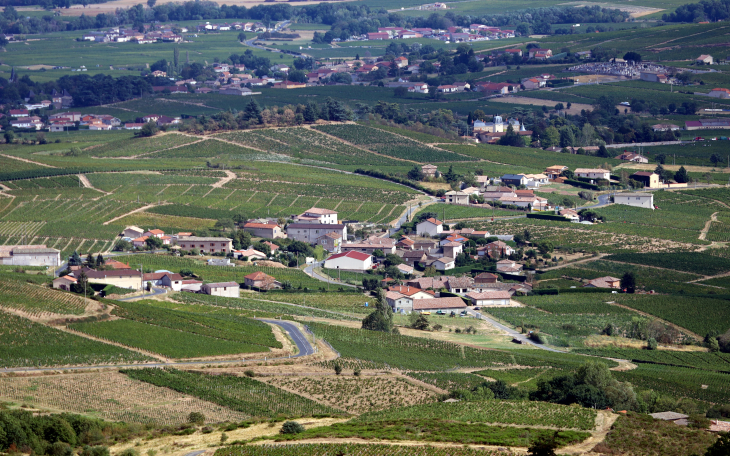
[123,368,345,418]
[603,252,730,276]
[0,310,150,367]
[573,348,730,372]
[404,372,488,392]
[614,363,730,404]
[0,278,88,316]
[215,443,517,456]
[89,134,200,158]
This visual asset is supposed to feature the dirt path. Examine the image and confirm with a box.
[0,153,57,168]
[539,253,608,271]
[562,410,618,455]
[501,96,593,115]
[55,326,170,362]
[699,211,718,241]
[609,302,702,340]
[77,174,111,195]
[102,203,160,225]
[211,170,237,188]
[248,437,528,453]
[609,359,638,372]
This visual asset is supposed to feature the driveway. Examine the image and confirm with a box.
[257,318,315,357]
[303,261,357,288]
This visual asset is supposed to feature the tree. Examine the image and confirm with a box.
[527,432,559,456]
[647,337,658,350]
[623,51,641,63]
[410,313,430,330]
[280,421,305,434]
[498,125,525,147]
[384,253,403,268]
[443,165,458,183]
[238,32,247,42]
[147,0,156,7]
[704,431,730,456]
[73,270,88,294]
[135,121,158,137]
[145,236,163,250]
[69,250,83,267]
[85,252,95,267]
[407,165,424,181]
[621,272,636,293]
[361,288,397,333]
[674,166,689,183]
[187,412,205,425]
[4,130,15,144]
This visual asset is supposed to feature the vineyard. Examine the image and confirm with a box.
[313,124,476,163]
[0,310,150,367]
[472,368,556,388]
[604,252,730,276]
[0,278,90,316]
[412,203,520,221]
[147,139,264,160]
[87,134,201,158]
[614,363,730,403]
[264,375,437,414]
[0,371,248,425]
[123,368,346,418]
[215,444,519,456]
[112,300,282,349]
[69,318,268,359]
[355,401,598,431]
[573,348,730,372]
[404,372,488,392]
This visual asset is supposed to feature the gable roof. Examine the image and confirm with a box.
[327,251,371,262]
[413,297,467,310]
[244,271,274,281]
[420,217,443,226]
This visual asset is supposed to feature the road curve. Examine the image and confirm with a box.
[468,308,567,353]
[0,319,317,373]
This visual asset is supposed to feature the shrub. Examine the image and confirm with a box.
[187,412,205,425]
[280,421,305,435]
[244,369,255,377]
[334,363,342,375]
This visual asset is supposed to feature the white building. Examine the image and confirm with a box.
[434,257,455,271]
[574,168,611,180]
[465,290,511,306]
[0,245,61,266]
[323,250,373,271]
[201,281,240,297]
[614,192,654,210]
[416,218,444,237]
[123,226,145,239]
[444,191,469,204]
[296,207,338,224]
[386,291,414,313]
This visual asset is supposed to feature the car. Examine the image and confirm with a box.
[473,307,480,311]
[436,310,446,315]
[420,311,431,315]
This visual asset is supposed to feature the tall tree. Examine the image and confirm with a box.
[68,250,82,267]
[361,289,397,334]
[621,272,636,293]
[173,47,180,74]
[95,254,105,268]
[674,166,689,184]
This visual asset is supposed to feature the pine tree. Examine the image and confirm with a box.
[173,47,179,74]
[95,254,105,268]
[69,250,82,267]
[186,50,189,64]
[303,102,318,123]
[361,289,397,334]
[85,252,95,268]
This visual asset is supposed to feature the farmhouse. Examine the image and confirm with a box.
[434,257,455,271]
[123,226,145,238]
[465,290,511,306]
[323,251,372,271]
[176,236,233,253]
[444,191,469,204]
[341,237,396,255]
[143,272,183,291]
[412,297,467,313]
[584,276,621,289]
[630,172,660,188]
[421,164,438,177]
[386,291,414,313]
[201,282,240,297]
[416,218,443,236]
[614,192,654,209]
[243,222,285,239]
[286,223,347,244]
[244,271,278,290]
[52,275,77,291]
[295,208,339,224]
[235,248,267,260]
[478,241,514,258]
[401,250,428,265]
[574,168,610,180]
[317,231,342,253]
[81,268,143,290]
[614,152,648,164]
[0,245,61,266]
[388,285,436,299]
[496,259,523,273]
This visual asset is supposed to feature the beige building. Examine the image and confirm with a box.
[176,236,233,254]
[0,245,61,266]
[202,281,240,297]
[444,191,469,205]
[243,222,285,239]
[295,208,338,224]
[83,268,144,290]
[421,164,438,178]
[286,223,346,245]
[123,226,145,238]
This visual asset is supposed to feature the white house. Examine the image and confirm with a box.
[201,282,240,297]
[416,218,444,237]
[444,191,469,204]
[386,291,414,313]
[412,297,467,313]
[434,257,455,271]
[296,207,338,224]
[574,168,611,180]
[323,251,373,271]
[465,290,511,306]
[614,192,654,210]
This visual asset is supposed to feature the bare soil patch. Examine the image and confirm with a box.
[496,96,592,115]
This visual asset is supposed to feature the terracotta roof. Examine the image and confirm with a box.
[244,271,274,281]
[244,222,280,229]
[585,276,621,288]
[447,277,473,288]
[386,291,409,300]
[475,272,498,280]
[436,257,454,264]
[413,297,467,310]
[146,229,164,235]
[287,223,345,230]
[422,218,443,226]
[388,285,431,296]
[305,207,338,215]
[55,275,77,283]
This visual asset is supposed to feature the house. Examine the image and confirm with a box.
[522,78,545,90]
[465,290,511,306]
[132,237,149,248]
[630,172,660,188]
[444,191,469,205]
[434,257,455,271]
[317,232,342,253]
[342,237,396,255]
[244,271,278,290]
[421,164,438,178]
[708,88,730,99]
[243,222,284,239]
[416,218,443,237]
[52,275,78,291]
[0,245,61,266]
[574,168,610,180]
[176,237,233,253]
[614,152,649,164]
[295,207,338,224]
[401,250,428,265]
[614,192,654,210]
[640,72,669,83]
[143,272,183,291]
[367,32,390,40]
[124,123,145,130]
[388,285,436,300]
[559,209,580,222]
[412,297,467,313]
[9,109,28,117]
[123,226,145,239]
[105,260,131,270]
[441,242,463,259]
[386,291,414,313]
[476,82,513,95]
[324,251,372,271]
[207,258,232,266]
[81,268,143,290]
[437,85,458,93]
[524,173,549,187]
[479,241,514,258]
[697,54,714,64]
[413,240,438,251]
[501,174,528,187]
[529,48,552,59]
[272,81,306,89]
[181,279,203,292]
[219,87,253,96]
[397,264,414,275]
[287,223,346,245]
[496,259,523,273]
[235,248,267,260]
[143,229,164,238]
[446,276,473,294]
[505,48,523,57]
[201,282,240,297]
[396,236,415,250]
[584,276,621,289]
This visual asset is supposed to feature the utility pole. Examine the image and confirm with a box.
[138,263,144,296]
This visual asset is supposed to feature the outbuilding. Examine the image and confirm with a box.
[614,192,654,210]
[465,290,511,306]
[323,251,373,271]
[201,282,240,297]
[416,218,443,237]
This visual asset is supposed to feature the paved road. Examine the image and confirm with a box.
[467,308,566,353]
[389,198,436,236]
[0,319,316,373]
[303,261,358,288]
[116,286,167,301]
[184,451,206,456]
[258,319,315,357]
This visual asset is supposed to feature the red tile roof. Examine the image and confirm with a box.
[327,251,371,261]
